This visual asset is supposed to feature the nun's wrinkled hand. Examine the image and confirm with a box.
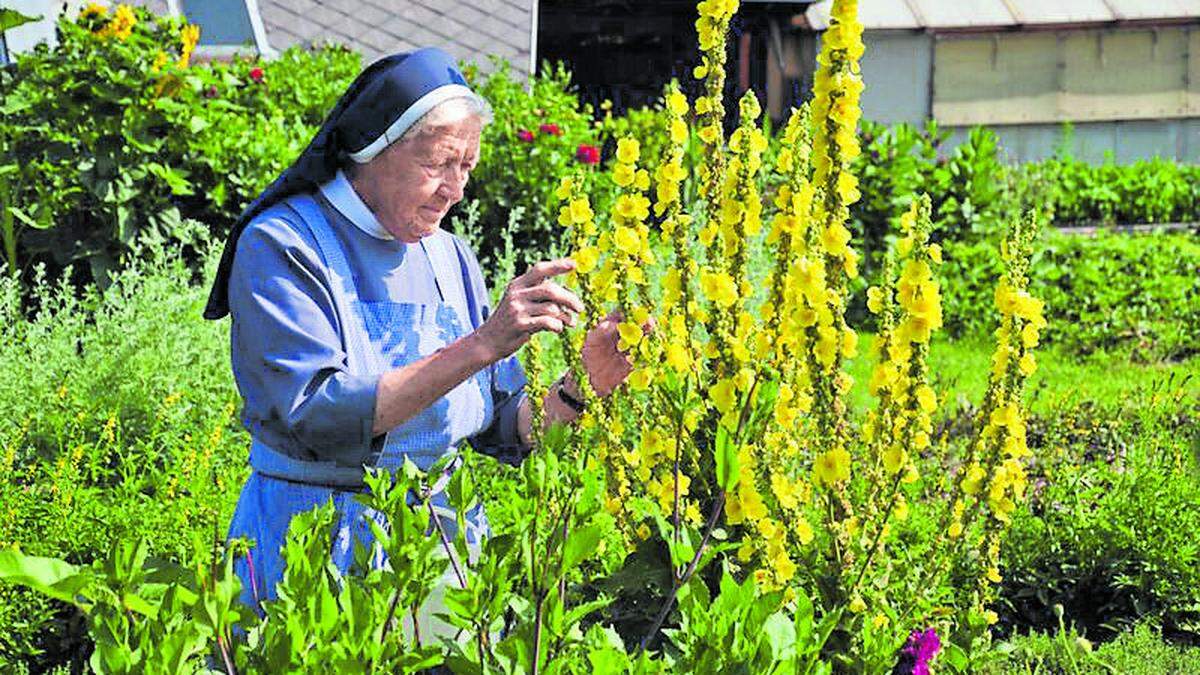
[474,258,584,361]
[580,310,650,397]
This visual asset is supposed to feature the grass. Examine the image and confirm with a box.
[843,334,1200,416]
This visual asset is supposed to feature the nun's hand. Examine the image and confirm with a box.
[474,258,584,361]
[579,311,649,397]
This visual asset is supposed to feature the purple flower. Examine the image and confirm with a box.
[902,627,941,675]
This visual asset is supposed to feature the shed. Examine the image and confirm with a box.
[802,0,1200,161]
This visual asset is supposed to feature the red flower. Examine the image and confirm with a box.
[517,129,535,143]
[575,144,600,165]
[249,67,265,83]
[539,123,562,136]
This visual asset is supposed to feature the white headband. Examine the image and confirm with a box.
[347,84,478,164]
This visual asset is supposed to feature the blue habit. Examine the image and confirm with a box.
[224,170,527,609]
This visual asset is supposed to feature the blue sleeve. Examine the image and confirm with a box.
[452,236,531,465]
[228,212,380,466]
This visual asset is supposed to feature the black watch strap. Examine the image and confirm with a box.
[557,381,586,413]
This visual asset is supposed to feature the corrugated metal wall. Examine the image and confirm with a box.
[854,28,1200,162]
[945,118,1200,163]
[858,31,932,125]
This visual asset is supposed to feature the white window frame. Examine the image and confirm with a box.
[165,0,274,59]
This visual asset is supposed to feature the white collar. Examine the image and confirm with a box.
[318,169,394,241]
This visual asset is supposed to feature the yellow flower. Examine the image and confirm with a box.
[866,286,885,314]
[613,162,635,187]
[628,368,652,391]
[569,197,593,225]
[670,118,689,144]
[80,3,107,19]
[770,473,801,510]
[709,378,738,414]
[617,321,643,351]
[614,225,640,254]
[616,137,640,164]
[573,246,599,274]
[821,223,852,256]
[98,4,137,40]
[178,23,200,67]
[555,177,574,200]
[814,447,851,485]
[928,243,943,264]
[698,125,720,144]
[916,385,937,413]
[667,90,689,116]
[634,169,651,191]
[699,270,738,308]
[962,464,986,495]
[1019,352,1037,375]
[794,517,814,545]
[665,343,692,373]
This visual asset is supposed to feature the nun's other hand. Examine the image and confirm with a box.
[580,311,646,397]
[474,258,584,361]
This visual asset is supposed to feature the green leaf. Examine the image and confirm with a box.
[7,206,49,230]
[715,426,740,493]
[0,9,40,33]
[761,611,796,664]
[561,522,603,573]
[0,550,90,604]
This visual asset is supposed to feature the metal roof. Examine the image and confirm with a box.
[805,0,1200,30]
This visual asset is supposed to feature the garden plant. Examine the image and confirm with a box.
[1,0,1198,674]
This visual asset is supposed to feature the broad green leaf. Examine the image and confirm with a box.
[0,9,40,33]
[561,522,603,572]
[0,550,89,604]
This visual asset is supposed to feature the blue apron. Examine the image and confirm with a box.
[227,194,490,611]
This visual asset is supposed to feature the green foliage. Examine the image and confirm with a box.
[940,231,1200,360]
[0,229,246,669]
[1000,622,1200,675]
[999,393,1200,643]
[1026,154,1200,226]
[852,121,1012,266]
[0,5,358,287]
[666,569,837,673]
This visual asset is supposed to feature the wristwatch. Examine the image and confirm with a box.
[556,378,586,414]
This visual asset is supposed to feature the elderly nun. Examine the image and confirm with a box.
[203,48,630,613]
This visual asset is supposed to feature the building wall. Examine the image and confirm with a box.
[848,25,1200,163]
[946,118,1200,163]
[858,31,932,126]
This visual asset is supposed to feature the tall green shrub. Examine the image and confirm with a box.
[0,4,358,289]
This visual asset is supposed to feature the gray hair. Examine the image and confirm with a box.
[397,93,494,145]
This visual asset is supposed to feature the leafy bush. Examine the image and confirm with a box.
[999,395,1200,643]
[0,4,358,287]
[941,230,1200,360]
[0,227,246,670]
[1026,150,1200,226]
[1001,622,1200,674]
[852,121,1013,267]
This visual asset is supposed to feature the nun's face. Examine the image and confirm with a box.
[352,116,482,243]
